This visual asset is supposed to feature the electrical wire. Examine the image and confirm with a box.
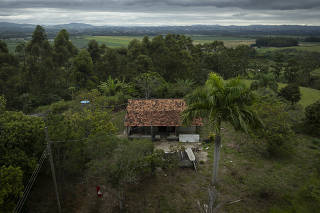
[13,148,48,213]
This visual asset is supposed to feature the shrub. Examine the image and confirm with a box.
[254,96,294,158]
[265,132,293,158]
[279,84,301,105]
[250,80,259,90]
[305,100,320,136]
[0,95,6,113]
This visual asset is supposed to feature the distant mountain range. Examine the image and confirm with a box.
[1,22,320,38]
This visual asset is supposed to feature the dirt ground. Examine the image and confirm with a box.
[154,141,209,162]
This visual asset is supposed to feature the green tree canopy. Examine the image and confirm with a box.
[54,29,77,66]
[72,49,95,88]
[279,84,301,105]
[0,165,24,213]
[305,100,320,136]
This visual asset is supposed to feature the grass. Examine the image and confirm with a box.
[25,106,320,212]
[256,42,320,54]
[83,35,146,48]
[241,79,320,108]
[3,35,255,53]
[190,35,255,48]
[4,36,319,52]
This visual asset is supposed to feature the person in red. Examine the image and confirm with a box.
[96,186,103,198]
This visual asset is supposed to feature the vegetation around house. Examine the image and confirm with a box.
[1,25,320,213]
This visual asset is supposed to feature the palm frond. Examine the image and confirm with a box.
[183,72,262,135]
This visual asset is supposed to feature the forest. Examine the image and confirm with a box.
[255,37,299,47]
[1,25,320,213]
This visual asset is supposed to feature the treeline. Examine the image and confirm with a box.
[255,49,320,89]
[0,25,255,112]
[255,37,299,47]
[304,36,320,42]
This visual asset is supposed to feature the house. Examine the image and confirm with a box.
[124,99,202,141]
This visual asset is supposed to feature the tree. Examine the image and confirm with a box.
[168,78,195,98]
[279,84,301,105]
[0,95,5,113]
[87,40,100,63]
[15,42,26,69]
[182,73,262,212]
[26,25,51,60]
[45,106,117,176]
[54,29,77,66]
[97,76,135,106]
[71,49,95,88]
[284,59,300,83]
[24,25,60,107]
[251,72,278,92]
[305,100,320,136]
[183,73,261,184]
[253,96,294,157]
[0,40,9,53]
[0,111,45,177]
[135,54,154,74]
[0,166,24,213]
[86,136,155,211]
[134,72,167,99]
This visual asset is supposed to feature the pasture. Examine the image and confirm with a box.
[3,35,256,52]
[5,35,320,52]
[256,42,320,54]
[241,79,320,108]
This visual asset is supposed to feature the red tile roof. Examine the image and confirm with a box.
[124,99,202,127]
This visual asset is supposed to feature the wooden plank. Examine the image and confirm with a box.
[185,148,196,161]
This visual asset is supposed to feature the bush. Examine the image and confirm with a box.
[0,95,6,113]
[256,37,298,47]
[265,132,293,158]
[250,81,259,90]
[254,96,294,158]
[305,100,320,136]
[279,84,301,105]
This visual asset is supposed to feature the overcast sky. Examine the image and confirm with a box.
[0,0,319,26]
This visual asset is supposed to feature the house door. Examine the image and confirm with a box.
[158,126,168,138]
[158,126,167,133]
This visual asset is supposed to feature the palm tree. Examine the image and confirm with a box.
[183,73,262,185]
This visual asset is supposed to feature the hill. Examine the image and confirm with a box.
[1,22,320,38]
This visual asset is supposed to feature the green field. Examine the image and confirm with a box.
[73,35,255,49]
[256,42,320,54]
[190,35,255,47]
[3,35,256,52]
[5,35,320,52]
[241,79,320,107]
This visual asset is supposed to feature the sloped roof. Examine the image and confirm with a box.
[124,99,202,127]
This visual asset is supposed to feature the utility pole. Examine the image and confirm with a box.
[45,127,62,213]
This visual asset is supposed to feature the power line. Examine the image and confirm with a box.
[50,138,88,143]
[45,127,62,213]
[13,148,47,213]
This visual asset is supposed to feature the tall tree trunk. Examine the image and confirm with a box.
[212,134,221,185]
[208,133,221,213]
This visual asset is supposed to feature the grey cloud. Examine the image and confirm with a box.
[0,0,319,26]
[0,0,320,12]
